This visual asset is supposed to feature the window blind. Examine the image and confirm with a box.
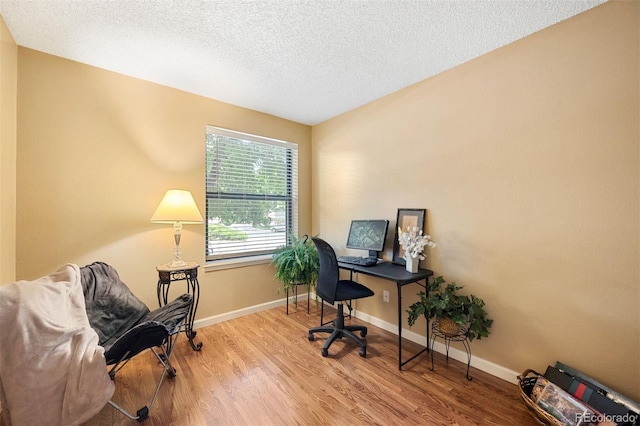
[205,126,298,261]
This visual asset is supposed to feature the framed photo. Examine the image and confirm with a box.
[392,208,426,265]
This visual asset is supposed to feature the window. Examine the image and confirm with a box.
[205,126,298,262]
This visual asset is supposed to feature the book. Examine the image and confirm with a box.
[532,376,598,426]
[544,366,630,420]
[555,361,640,419]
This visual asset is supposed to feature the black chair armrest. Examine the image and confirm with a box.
[142,293,193,334]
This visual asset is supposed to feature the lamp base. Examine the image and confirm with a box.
[169,244,187,268]
[168,259,188,268]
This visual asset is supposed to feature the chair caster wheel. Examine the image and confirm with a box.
[168,366,177,378]
[359,347,367,357]
[321,348,329,357]
[360,330,367,338]
[136,406,149,422]
[308,333,314,341]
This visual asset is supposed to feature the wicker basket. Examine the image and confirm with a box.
[517,369,563,426]
[438,317,462,336]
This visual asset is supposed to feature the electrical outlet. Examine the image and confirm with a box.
[383,290,390,303]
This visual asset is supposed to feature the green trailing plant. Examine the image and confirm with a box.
[406,276,493,341]
[271,234,320,304]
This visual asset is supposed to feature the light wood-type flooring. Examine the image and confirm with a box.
[85,304,537,425]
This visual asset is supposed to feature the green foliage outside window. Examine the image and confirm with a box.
[206,134,289,229]
[205,128,297,260]
[207,223,248,241]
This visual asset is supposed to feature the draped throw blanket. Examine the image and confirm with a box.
[0,264,114,426]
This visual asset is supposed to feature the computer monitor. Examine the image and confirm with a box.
[345,219,390,259]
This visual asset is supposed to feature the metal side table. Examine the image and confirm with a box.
[156,262,202,351]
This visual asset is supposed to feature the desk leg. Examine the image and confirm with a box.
[398,277,430,370]
[397,282,403,370]
[426,316,430,353]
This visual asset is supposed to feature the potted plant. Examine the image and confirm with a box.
[271,234,320,306]
[406,276,493,341]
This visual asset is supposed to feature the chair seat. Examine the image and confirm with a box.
[334,279,375,302]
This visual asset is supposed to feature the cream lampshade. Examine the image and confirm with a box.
[151,189,203,268]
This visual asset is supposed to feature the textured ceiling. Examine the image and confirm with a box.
[0,0,606,125]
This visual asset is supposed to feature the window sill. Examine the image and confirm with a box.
[204,254,272,272]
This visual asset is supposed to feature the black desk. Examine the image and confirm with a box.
[338,261,433,370]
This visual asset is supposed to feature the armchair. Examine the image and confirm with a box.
[80,261,192,421]
[0,261,193,425]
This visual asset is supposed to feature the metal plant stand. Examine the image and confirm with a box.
[286,282,310,315]
[429,320,472,381]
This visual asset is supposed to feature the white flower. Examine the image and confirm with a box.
[398,226,436,261]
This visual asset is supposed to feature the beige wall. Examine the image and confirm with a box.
[0,15,17,283]
[313,1,639,400]
[15,48,312,318]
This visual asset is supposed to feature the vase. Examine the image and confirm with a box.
[405,256,419,273]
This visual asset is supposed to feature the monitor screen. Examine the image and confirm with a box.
[345,220,390,256]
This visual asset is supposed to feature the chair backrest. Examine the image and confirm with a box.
[80,261,150,348]
[312,237,340,304]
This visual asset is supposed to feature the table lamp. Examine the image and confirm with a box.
[151,189,203,268]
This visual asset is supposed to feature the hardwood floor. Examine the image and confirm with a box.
[85,304,537,425]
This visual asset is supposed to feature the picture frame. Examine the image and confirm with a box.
[392,208,426,265]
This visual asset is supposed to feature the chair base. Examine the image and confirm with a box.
[107,334,179,421]
[308,303,368,357]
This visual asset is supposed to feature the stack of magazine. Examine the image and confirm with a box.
[531,376,599,425]
[530,361,639,426]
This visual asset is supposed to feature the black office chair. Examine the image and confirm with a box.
[308,237,375,357]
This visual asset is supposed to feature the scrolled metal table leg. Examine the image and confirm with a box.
[186,274,202,351]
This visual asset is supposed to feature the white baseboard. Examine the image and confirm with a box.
[193,295,519,384]
[353,309,519,384]
[193,292,309,329]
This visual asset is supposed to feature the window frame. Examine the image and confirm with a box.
[204,126,298,267]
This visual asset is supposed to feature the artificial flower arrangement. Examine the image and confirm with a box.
[398,226,436,261]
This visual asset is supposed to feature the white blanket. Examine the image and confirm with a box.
[0,264,115,425]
